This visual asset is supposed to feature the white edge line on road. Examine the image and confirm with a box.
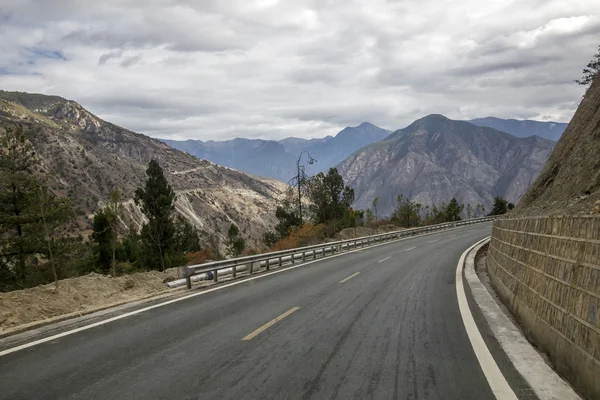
[464,240,581,400]
[0,223,488,358]
[455,237,518,400]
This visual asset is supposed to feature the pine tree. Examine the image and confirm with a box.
[0,126,41,288]
[490,196,508,216]
[134,160,176,271]
[446,197,464,221]
[391,194,422,227]
[576,45,599,86]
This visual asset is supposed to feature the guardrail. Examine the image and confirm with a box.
[170,217,494,289]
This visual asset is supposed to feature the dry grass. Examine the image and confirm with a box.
[0,268,179,334]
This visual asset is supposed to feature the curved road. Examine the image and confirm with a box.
[0,223,533,399]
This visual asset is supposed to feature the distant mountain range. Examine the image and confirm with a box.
[467,117,567,141]
[163,118,565,185]
[337,114,556,216]
[0,91,287,247]
[162,122,391,182]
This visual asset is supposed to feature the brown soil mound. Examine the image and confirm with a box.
[0,269,179,334]
[516,77,600,216]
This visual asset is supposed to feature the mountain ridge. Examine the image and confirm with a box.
[0,90,287,247]
[337,114,555,216]
[468,116,567,141]
[163,122,391,182]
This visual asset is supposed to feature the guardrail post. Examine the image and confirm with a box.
[292,253,295,264]
[233,263,237,278]
[213,269,218,283]
[186,275,192,289]
[249,261,254,274]
[302,251,305,261]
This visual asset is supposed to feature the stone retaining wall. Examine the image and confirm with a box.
[487,216,600,399]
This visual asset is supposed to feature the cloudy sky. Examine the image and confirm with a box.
[1,0,599,140]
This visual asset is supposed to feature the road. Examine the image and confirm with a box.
[0,223,529,399]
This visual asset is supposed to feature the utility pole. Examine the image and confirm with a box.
[291,151,316,225]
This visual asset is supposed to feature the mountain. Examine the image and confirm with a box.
[468,117,567,141]
[0,91,287,247]
[163,122,390,182]
[161,138,300,183]
[337,114,555,216]
[516,77,600,215]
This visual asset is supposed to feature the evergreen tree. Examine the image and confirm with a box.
[576,44,599,86]
[446,197,464,221]
[134,160,176,271]
[307,168,354,227]
[173,215,201,253]
[0,126,41,288]
[91,210,112,273]
[391,194,422,227]
[490,196,508,216]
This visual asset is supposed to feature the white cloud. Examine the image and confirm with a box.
[0,0,598,140]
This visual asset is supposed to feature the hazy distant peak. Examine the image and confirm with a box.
[467,117,566,141]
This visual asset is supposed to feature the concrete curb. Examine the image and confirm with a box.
[465,239,581,400]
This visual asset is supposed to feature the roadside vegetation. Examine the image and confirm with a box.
[261,167,511,252]
[0,125,200,292]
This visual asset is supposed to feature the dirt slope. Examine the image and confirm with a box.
[516,77,600,215]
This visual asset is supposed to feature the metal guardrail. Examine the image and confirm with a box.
[175,217,494,289]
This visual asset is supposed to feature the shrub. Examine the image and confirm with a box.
[269,223,326,251]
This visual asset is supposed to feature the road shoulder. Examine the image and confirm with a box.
[465,240,581,400]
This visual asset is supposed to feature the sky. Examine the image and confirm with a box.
[0,0,599,141]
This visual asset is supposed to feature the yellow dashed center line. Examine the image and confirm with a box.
[339,272,360,283]
[242,307,301,340]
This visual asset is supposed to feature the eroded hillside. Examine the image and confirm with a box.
[0,91,287,247]
[516,77,600,215]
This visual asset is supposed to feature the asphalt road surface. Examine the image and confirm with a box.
[0,223,531,400]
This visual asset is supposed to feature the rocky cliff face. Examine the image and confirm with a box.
[516,77,600,215]
[337,114,555,216]
[0,91,287,247]
[164,122,391,182]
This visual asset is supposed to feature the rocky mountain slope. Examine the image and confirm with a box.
[337,114,555,216]
[0,91,287,247]
[516,77,600,215]
[468,117,567,141]
[163,122,390,182]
